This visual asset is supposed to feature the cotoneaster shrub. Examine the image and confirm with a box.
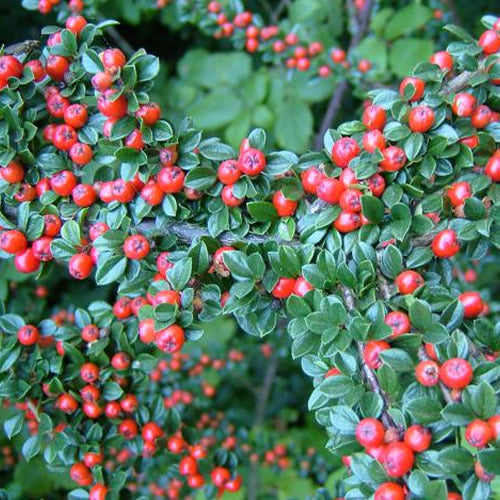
[0,1,500,500]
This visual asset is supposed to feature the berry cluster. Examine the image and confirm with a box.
[0,5,499,500]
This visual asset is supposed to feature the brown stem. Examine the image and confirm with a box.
[138,219,301,247]
[314,0,374,150]
[340,285,397,429]
[96,15,135,57]
[247,354,279,500]
[271,0,291,23]
[441,63,486,97]
[3,40,40,56]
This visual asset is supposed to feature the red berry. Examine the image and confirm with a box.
[69,253,94,280]
[50,170,77,196]
[225,475,242,492]
[374,482,405,500]
[384,311,410,338]
[380,146,406,172]
[91,71,113,91]
[334,212,361,233]
[238,147,266,176]
[32,236,53,261]
[113,297,133,319]
[211,467,231,487]
[112,179,136,203]
[14,248,41,273]
[70,462,92,486]
[46,93,69,118]
[118,418,138,439]
[64,104,88,128]
[46,55,70,81]
[439,358,473,389]
[331,48,346,63]
[272,277,296,299]
[69,143,93,166]
[0,230,27,254]
[125,129,144,150]
[217,159,241,184]
[432,229,460,258]
[301,167,324,194]
[332,137,360,168]
[317,177,343,204]
[97,89,128,118]
[135,103,161,126]
[363,340,390,369]
[57,393,78,414]
[479,29,500,55]
[399,77,425,102]
[452,93,477,117]
[100,48,127,72]
[447,181,472,207]
[80,362,99,383]
[157,166,185,193]
[404,425,431,452]
[111,352,131,371]
[53,124,78,151]
[221,184,244,207]
[187,474,205,489]
[167,436,185,454]
[383,442,414,477]
[83,452,103,468]
[17,325,40,346]
[409,105,435,132]
[362,129,386,153]
[89,483,107,500]
[429,51,453,72]
[72,184,96,207]
[358,59,371,72]
[0,55,23,80]
[485,156,500,182]
[471,105,491,129]
[179,456,198,476]
[475,460,495,482]
[362,105,386,131]
[415,360,440,387]
[273,190,297,217]
[141,180,164,206]
[339,188,362,213]
[368,174,386,197]
[155,325,185,353]
[81,324,99,343]
[293,276,313,297]
[395,270,424,295]
[123,234,150,260]
[465,419,493,448]
[355,418,385,448]
[458,291,484,318]
[1,161,24,183]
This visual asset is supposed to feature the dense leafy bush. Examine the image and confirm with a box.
[0,1,499,499]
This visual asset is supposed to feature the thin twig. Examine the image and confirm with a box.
[247,354,279,500]
[3,40,40,56]
[96,15,135,57]
[138,219,301,247]
[340,285,397,429]
[255,0,274,22]
[314,0,374,150]
[271,0,291,23]
[441,64,486,97]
